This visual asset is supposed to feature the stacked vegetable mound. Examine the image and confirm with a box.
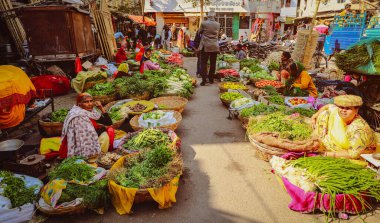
[335,38,380,75]
[86,82,116,96]
[123,129,173,152]
[50,109,69,122]
[247,112,319,152]
[0,171,41,208]
[165,69,194,98]
[41,157,109,210]
[220,92,245,105]
[271,156,380,219]
[114,76,150,99]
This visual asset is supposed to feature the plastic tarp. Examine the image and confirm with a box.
[138,111,176,128]
[285,97,313,109]
[127,15,156,26]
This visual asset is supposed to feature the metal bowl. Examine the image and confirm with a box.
[0,139,24,152]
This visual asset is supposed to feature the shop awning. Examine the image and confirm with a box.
[145,0,250,13]
[127,15,156,26]
[184,13,206,17]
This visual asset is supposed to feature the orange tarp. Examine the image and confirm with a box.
[127,15,156,26]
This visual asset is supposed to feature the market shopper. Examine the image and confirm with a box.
[137,25,148,45]
[193,29,202,78]
[235,44,247,60]
[199,10,220,86]
[278,51,293,82]
[161,25,172,50]
[139,47,160,73]
[285,62,318,97]
[312,95,377,159]
[59,93,114,161]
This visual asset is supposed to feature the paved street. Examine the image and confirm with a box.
[42,57,379,223]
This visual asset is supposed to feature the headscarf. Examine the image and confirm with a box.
[76,93,92,105]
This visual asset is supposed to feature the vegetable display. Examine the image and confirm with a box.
[123,129,170,151]
[114,76,150,97]
[255,80,283,88]
[289,156,380,218]
[223,75,240,82]
[267,61,280,71]
[218,54,239,64]
[250,70,276,80]
[288,98,308,106]
[165,69,194,98]
[263,86,280,95]
[142,110,166,120]
[51,109,69,122]
[108,106,131,122]
[49,157,96,182]
[108,144,182,189]
[249,64,264,74]
[86,82,115,96]
[248,112,313,141]
[220,92,244,101]
[268,95,285,105]
[0,171,38,208]
[217,69,240,77]
[285,107,316,118]
[230,98,254,109]
[221,82,248,90]
[240,58,259,68]
[240,103,286,118]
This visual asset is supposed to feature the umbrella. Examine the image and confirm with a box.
[314,24,329,34]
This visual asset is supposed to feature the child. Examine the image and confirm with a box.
[235,44,247,60]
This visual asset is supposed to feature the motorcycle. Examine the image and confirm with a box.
[219,40,231,53]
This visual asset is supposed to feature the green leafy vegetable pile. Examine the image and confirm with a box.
[250,70,276,80]
[123,129,170,151]
[114,76,150,98]
[263,86,280,95]
[109,144,182,189]
[240,58,259,68]
[267,61,280,71]
[248,112,313,141]
[268,95,285,105]
[0,171,38,208]
[223,75,240,82]
[165,69,194,98]
[220,92,244,101]
[86,82,115,96]
[285,107,316,118]
[240,103,286,118]
[249,64,264,73]
[49,157,96,182]
[51,108,69,122]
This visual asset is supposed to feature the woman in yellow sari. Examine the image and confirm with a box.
[311,95,377,159]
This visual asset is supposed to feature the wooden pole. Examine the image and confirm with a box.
[200,0,204,28]
[360,0,365,14]
[141,0,145,23]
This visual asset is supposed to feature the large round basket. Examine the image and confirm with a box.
[123,100,155,115]
[220,98,233,107]
[238,115,249,129]
[247,134,287,162]
[92,94,117,105]
[129,111,182,132]
[150,96,188,113]
[36,199,85,216]
[83,79,106,92]
[104,101,127,129]
[218,82,248,93]
[38,119,63,137]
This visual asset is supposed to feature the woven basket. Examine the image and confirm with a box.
[83,79,106,92]
[38,119,63,137]
[123,100,155,115]
[36,200,86,216]
[119,91,151,100]
[247,134,287,162]
[238,115,249,129]
[218,82,248,93]
[92,94,117,105]
[220,98,233,107]
[104,101,127,129]
[129,111,182,132]
[150,96,188,113]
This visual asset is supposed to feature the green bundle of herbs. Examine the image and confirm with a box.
[248,112,313,141]
[86,82,115,96]
[240,58,259,68]
[49,157,96,182]
[240,103,286,118]
[114,76,150,97]
[0,171,38,208]
[285,107,316,118]
[51,108,69,122]
[335,44,370,71]
[268,95,285,105]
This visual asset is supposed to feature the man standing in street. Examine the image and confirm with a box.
[198,10,220,86]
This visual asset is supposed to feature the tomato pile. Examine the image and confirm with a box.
[217,69,240,78]
[288,98,308,106]
[255,80,283,88]
[166,53,183,66]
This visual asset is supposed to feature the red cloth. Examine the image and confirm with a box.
[135,47,145,62]
[74,57,82,74]
[31,75,70,96]
[115,47,127,64]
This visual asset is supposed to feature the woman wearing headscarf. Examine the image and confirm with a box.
[139,47,160,74]
[284,62,318,97]
[59,93,114,160]
[312,95,377,159]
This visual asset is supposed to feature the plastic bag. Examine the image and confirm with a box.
[230,98,260,111]
[94,57,108,66]
[138,111,176,128]
[285,97,313,109]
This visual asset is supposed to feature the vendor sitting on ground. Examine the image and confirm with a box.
[278,51,293,82]
[312,95,377,159]
[115,44,128,64]
[139,47,160,73]
[235,44,247,60]
[59,93,114,160]
[285,62,318,97]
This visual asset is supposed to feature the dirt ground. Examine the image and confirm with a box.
[20,57,380,223]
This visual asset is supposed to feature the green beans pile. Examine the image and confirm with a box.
[290,156,380,217]
[124,129,170,151]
